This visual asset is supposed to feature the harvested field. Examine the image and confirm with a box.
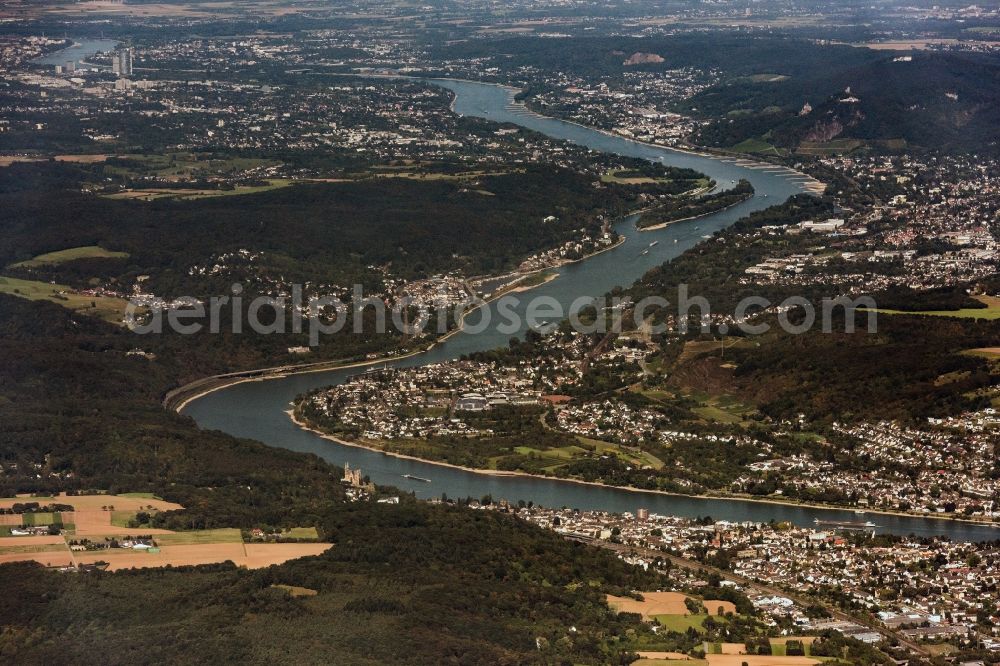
[0,535,71,566]
[0,550,73,567]
[243,543,330,567]
[0,494,327,570]
[607,591,689,617]
[71,542,330,570]
[702,600,738,615]
[272,584,318,597]
[0,493,181,512]
[69,510,175,536]
[968,347,1000,357]
[705,656,818,666]
[0,535,66,547]
[153,528,243,545]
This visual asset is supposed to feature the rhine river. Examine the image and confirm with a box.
[183,78,998,542]
[33,38,118,69]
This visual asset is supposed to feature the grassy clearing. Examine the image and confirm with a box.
[922,642,958,657]
[110,511,138,527]
[153,528,243,546]
[633,387,676,402]
[283,527,320,540]
[864,296,1000,320]
[685,391,754,425]
[9,245,129,268]
[578,436,665,470]
[769,636,818,657]
[351,165,518,182]
[731,138,780,155]
[600,169,708,189]
[517,270,558,289]
[0,276,129,323]
[21,513,60,526]
[102,179,293,201]
[654,614,709,633]
[601,169,663,185]
[510,435,665,473]
[0,544,67,555]
[102,152,278,180]
[796,138,866,155]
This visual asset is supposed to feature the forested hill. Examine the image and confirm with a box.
[444,34,1000,153]
[0,292,664,663]
[0,506,662,664]
[688,50,1000,154]
[438,34,882,81]
[0,163,626,296]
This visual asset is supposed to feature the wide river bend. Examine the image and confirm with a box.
[183,79,997,542]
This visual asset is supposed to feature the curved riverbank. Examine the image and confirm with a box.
[637,191,756,231]
[167,234,625,413]
[182,77,999,542]
[410,73,823,194]
[288,410,999,530]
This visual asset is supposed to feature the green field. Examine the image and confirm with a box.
[517,270,557,289]
[731,137,780,155]
[0,276,130,323]
[769,637,818,657]
[684,391,754,425]
[506,436,664,475]
[283,527,320,540]
[653,614,710,633]
[514,444,588,460]
[865,296,1000,320]
[0,543,68,555]
[21,512,61,527]
[9,245,129,268]
[963,26,1000,35]
[153,528,243,545]
[796,138,866,155]
[578,437,665,470]
[101,152,279,180]
[102,179,293,202]
[111,511,139,528]
[600,169,709,190]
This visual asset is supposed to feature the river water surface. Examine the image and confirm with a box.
[33,39,118,69]
[183,79,998,542]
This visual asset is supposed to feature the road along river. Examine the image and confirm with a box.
[182,78,998,542]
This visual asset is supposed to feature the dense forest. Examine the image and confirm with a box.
[0,162,627,295]
[0,503,665,665]
[0,160,650,367]
[0,293,677,664]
